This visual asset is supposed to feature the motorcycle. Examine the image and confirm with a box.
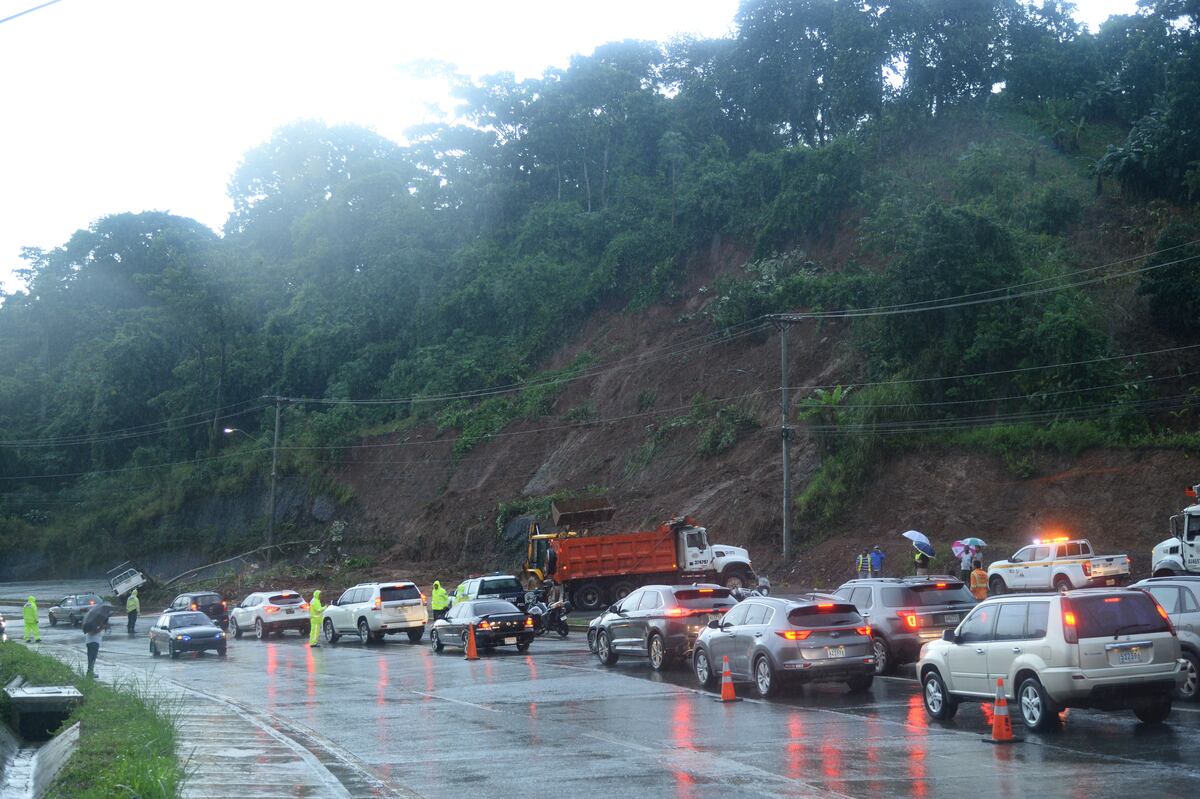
[524,591,571,638]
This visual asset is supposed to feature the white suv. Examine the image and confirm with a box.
[919,589,1186,729]
[229,590,309,640]
[322,581,428,645]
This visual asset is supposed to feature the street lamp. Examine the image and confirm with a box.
[223,412,281,565]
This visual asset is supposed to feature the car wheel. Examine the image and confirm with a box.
[48,613,58,627]
[872,637,895,675]
[647,633,672,671]
[922,670,958,720]
[587,627,597,653]
[596,630,618,666]
[723,569,748,590]
[324,618,340,645]
[1017,677,1057,730]
[1134,697,1172,724]
[847,674,874,693]
[1179,651,1199,702]
[254,618,266,640]
[169,642,179,660]
[575,583,603,611]
[150,640,160,657]
[358,619,372,645]
[611,582,636,602]
[989,576,1006,596]
[230,618,243,639]
[516,640,530,653]
[1053,576,1072,594]
[217,646,227,658]
[753,654,778,699]
[407,627,424,643]
[694,647,718,690]
[431,629,444,653]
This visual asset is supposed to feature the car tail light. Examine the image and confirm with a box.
[299,602,310,611]
[776,630,812,640]
[191,603,198,611]
[817,603,834,609]
[373,597,381,610]
[221,601,227,609]
[856,626,872,637]
[698,588,713,593]
[264,605,280,614]
[89,600,96,605]
[1082,562,1092,578]
[935,583,947,589]
[525,617,534,628]
[420,593,427,604]
[900,611,919,629]
[1061,599,1077,644]
[665,608,687,617]
[1153,601,1178,635]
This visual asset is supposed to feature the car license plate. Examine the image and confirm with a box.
[826,646,845,658]
[944,614,960,624]
[1106,579,1115,586]
[285,609,294,615]
[504,636,516,645]
[1119,647,1141,664]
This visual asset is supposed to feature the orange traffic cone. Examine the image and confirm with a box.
[983,677,1022,744]
[714,655,741,703]
[464,623,480,661]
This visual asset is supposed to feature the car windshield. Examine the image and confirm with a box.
[478,578,522,595]
[380,585,420,602]
[673,588,736,609]
[788,604,863,627]
[473,601,520,615]
[79,594,101,605]
[170,613,212,628]
[881,584,974,607]
[192,594,221,605]
[1072,594,1169,639]
[269,593,303,605]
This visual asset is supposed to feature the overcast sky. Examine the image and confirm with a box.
[0,0,1138,293]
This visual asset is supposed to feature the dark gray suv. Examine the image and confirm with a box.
[834,577,978,674]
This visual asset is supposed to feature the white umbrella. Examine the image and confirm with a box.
[901,530,930,547]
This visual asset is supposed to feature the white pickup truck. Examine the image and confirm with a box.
[987,538,1131,594]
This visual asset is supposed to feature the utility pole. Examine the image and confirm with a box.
[773,315,802,560]
[266,396,282,566]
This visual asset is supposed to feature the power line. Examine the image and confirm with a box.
[0,400,266,449]
[0,0,61,26]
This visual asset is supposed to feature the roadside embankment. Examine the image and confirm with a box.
[0,641,183,799]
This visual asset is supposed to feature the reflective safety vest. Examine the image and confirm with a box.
[969,569,989,600]
[855,554,870,573]
[430,584,449,611]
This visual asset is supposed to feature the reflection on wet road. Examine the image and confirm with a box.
[12,615,1200,799]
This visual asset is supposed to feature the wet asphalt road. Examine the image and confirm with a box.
[6,604,1200,799]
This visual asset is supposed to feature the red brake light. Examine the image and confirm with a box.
[264,605,280,614]
[89,600,95,605]
[817,603,834,609]
[665,608,687,617]
[1082,563,1092,578]
[935,583,947,589]
[299,602,310,611]
[524,617,534,628]
[901,611,919,629]
[190,603,197,611]
[1104,597,1121,604]
[776,630,812,640]
[221,601,227,609]
[1061,598,1078,644]
[856,626,872,637]
[698,588,713,593]
[1155,602,1169,619]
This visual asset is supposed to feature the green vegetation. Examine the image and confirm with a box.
[624,395,759,477]
[4,1,1200,563]
[0,642,183,799]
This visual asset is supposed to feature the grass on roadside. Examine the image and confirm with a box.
[0,641,184,799]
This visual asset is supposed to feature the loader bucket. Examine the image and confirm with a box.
[551,497,615,528]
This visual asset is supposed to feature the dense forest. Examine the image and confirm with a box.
[2,0,1200,571]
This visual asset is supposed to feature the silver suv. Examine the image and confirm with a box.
[919,589,1186,729]
[1134,576,1200,701]
[834,577,977,674]
[322,581,428,645]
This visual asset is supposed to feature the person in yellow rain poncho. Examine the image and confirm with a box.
[308,590,324,647]
[23,596,40,643]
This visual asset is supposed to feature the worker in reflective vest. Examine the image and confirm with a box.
[855,549,871,578]
[308,590,324,647]
[969,561,989,601]
[23,596,40,643]
[430,581,450,621]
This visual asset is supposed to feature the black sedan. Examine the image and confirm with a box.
[164,591,230,629]
[593,584,737,671]
[429,600,533,654]
[149,611,227,658]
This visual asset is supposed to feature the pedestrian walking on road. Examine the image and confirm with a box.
[22,596,40,643]
[970,560,989,601]
[869,546,885,577]
[308,590,324,647]
[81,613,106,678]
[855,548,871,579]
[959,548,974,585]
[126,588,140,635]
[914,550,930,576]
[430,580,450,621]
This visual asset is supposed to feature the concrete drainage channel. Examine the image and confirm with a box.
[1,679,81,799]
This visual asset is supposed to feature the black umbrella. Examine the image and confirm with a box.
[82,602,114,634]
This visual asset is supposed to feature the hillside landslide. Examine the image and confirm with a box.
[329,240,1198,591]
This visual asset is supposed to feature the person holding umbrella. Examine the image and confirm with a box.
[81,601,113,678]
[902,531,935,576]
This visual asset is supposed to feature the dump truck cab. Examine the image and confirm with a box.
[1153,486,1200,576]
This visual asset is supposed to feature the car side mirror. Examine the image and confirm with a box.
[942,629,957,643]
[608,604,620,614]
[707,619,721,629]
